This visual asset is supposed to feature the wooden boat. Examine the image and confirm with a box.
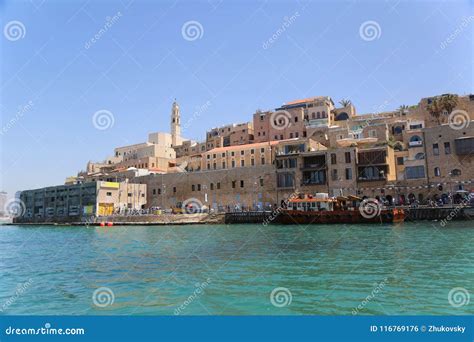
[276,194,405,224]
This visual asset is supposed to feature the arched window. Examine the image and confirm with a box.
[393,126,403,134]
[410,135,422,142]
[317,112,321,119]
[451,169,461,176]
[415,153,425,160]
[335,112,349,121]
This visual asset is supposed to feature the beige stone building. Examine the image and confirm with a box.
[75,93,474,209]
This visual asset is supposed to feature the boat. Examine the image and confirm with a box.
[276,193,405,224]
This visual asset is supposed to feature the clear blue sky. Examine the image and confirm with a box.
[1,0,472,196]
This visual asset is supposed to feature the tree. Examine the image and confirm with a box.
[426,94,459,124]
[398,104,409,116]
[441,94,458,116]
[426,98,443,124]
[339,99,351,107]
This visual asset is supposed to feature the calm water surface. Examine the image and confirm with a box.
[0,222,473,315]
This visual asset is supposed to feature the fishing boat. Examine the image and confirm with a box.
[276,193,405,224]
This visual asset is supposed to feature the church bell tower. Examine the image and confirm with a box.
[171,99,181,147]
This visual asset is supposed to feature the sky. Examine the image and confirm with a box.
[0,0,472,197]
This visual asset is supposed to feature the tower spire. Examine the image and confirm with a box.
[171,100,181,146]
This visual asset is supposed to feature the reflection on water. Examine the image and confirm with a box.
[0,222,472,315]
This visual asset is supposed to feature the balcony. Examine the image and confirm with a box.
[300,163,326,171]
[358,150,387,165]
[357,176,387,182]
[301,180,326,186]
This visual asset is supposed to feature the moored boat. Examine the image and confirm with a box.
[276,193,405,224]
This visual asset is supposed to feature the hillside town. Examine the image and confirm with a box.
[14,93,474,223]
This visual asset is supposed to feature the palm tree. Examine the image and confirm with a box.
[441,94,458,116]
[398,104,409,116]
[339,99,351,107]
[426,97,443,124]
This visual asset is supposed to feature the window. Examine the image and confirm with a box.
[444,142,451,154]
[261,157,265,165]
[240,180,244,188]
[217,182,221,190]
[231,160,235,168]
[405,166,425,179]
[207,155,210,159]
[241,150,244,155]
[231,152,235,156]
[434,167,441,177]
[261,148,265,153]
[197,184,201,191]
[259,178,264,186]
[345,152,351,163]
[106,192,112,196]
[222,161,226,169]
[331,153,337,165]
[251,149,255,154]
[207,163,210,169]
[210,183,214,190]
[433,143,439,155]
[251,159,255,166]
[415,153,425,160]
[232,181,236,189]
[369,130,377,138]
[128,193,132,197]
[213,154,216,158]
[290,133,293,138]
[158,188,161,195]
[294,117,298,123]
[332,169,338,181]
[451,169,461,176]
[241,160,245,167]
[152,189,156,195]
[192,184,195,191]
[345,168,352,180]
[222,153,225,157]
[173,187,176,193]
[397,157,404,165]
[213,163,217,169]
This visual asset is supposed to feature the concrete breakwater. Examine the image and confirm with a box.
[11,213,225,226]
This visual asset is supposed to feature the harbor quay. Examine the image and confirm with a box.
[10,93,474,224]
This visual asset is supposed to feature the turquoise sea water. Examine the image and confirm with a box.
[0,222,473,315]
